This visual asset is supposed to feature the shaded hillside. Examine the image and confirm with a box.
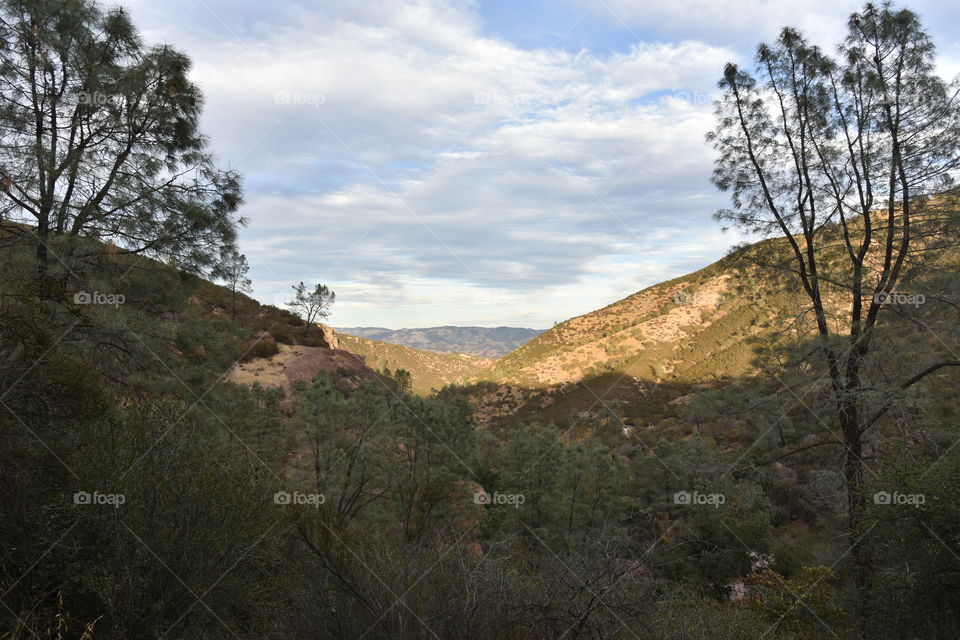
[337,326,543,358]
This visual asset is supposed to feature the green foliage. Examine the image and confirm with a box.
[0,0,243,275]
[746,567,854,639]
[244,339,280,360]
[859,442,960,638]
[2,4,959,636]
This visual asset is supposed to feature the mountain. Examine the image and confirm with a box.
[468,207,960,428]
[478,260,776,387]
[466,242,803,425]
[336,326,544,358]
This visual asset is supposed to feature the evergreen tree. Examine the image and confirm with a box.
[213,247,252,318]
[709,2,960,611]
[0,0,244,289]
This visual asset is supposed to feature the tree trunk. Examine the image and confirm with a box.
[840,399,873,638]
[35,217,50,296]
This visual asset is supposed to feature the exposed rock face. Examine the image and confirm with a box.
[315,323,340,350]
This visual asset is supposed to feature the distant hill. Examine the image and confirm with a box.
[337,326,544,358]
[333,331,492,395]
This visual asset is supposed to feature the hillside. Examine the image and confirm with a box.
[335,331,492,394]
[479,258,784,387]
[4,195,958,640]
[0,228,486,400]
[168,282,494,396]
[466,246,797,424]
[469,199,960,428]
[337,326,543,358]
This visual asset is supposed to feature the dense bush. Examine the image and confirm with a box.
[243,339,280,360]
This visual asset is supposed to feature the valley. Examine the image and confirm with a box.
[3,2,960,638]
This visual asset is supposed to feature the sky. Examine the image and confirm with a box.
[118,0,960,329]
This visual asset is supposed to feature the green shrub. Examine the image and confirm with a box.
[243,340,279,361]
[271,327,294,345]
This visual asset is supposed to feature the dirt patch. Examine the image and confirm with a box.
[226,343,375,391]
[285,348,373,385]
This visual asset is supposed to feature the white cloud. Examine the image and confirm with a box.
[578,0,960,52]
[115,0,958,328]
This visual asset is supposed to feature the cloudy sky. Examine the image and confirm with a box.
[119,0,960,329]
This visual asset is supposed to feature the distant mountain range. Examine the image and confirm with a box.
[336,326,544,358]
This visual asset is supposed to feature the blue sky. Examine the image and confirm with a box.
[119,0,960,329]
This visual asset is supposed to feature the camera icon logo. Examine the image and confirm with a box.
[273,292,295,307]
[473,490,491,505]
[74,291,92,304]
[74,491,91,504]
[873,491,891,505]
[673,491,692,505]
[273,490,292,505]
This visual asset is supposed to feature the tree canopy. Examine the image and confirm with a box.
[0,0,243,280]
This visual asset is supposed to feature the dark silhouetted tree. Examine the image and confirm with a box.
[710,1,960,625]
[286,282,335,335]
